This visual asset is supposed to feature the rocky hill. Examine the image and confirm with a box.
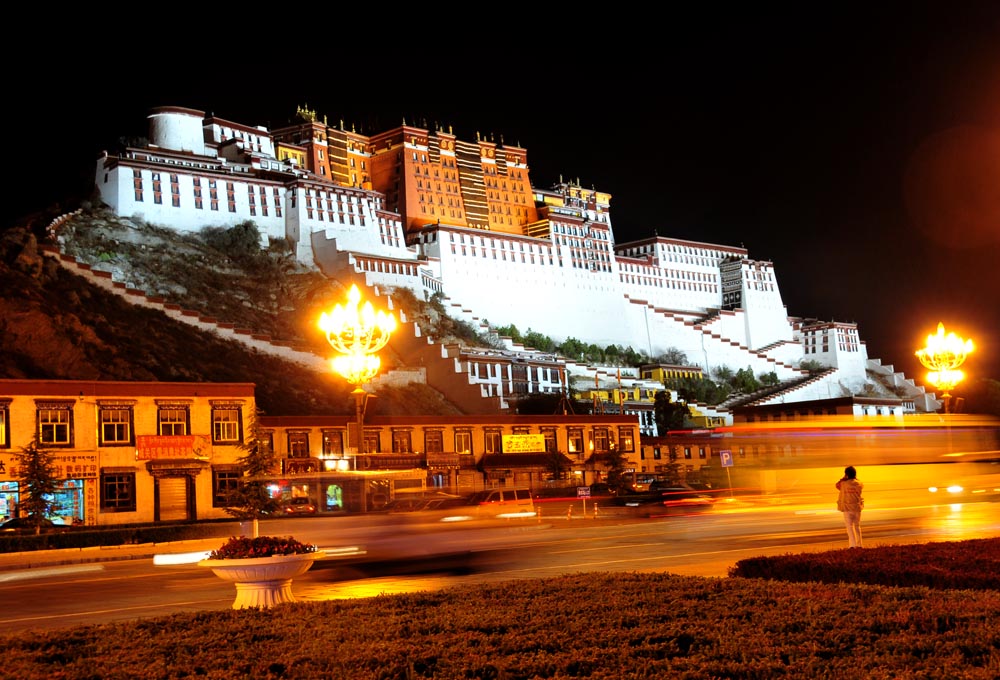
[0,208,463,417]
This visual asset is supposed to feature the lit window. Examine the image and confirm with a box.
[212,407,242,443]
[38,405,73,446]
[158,408,188,436]
[99,406,133,446]
[100,471,136,511]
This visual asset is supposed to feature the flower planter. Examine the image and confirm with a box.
[198,552,323,609]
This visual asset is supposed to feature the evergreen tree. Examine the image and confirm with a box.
[12,436,60,535]
[223,409,282,536]
[654,391,689,432]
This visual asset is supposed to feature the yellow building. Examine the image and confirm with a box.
[0,379,255,526]
[1,379,640,523]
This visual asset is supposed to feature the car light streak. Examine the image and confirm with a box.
[0,564,105,582]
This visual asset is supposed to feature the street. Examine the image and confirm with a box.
[1,494,998,634]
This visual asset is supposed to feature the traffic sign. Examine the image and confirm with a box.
[719,450,734,468]
[577,486,591,497]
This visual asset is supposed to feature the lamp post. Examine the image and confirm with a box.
[915,323,974,414]
[318,284,396,454]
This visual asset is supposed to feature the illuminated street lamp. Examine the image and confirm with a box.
[318,284,396,452]
[915,323,974,414]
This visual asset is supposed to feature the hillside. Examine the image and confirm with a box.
[0,210,463,417]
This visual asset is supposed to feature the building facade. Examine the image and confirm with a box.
[0,379,256,526]
[1,380,639,524]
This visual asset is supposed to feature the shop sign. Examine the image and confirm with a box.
[501,434,545,453]
[136,435,211,461]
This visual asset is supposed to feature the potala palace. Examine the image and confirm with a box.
[91,105,939,420]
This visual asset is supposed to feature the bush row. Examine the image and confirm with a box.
[3,538,1000,678]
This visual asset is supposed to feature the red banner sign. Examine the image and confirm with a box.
[136,435,211,461]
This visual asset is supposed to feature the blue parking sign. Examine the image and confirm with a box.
[719,450,734,468]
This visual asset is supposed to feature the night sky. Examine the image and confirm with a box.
[6,5,999,383]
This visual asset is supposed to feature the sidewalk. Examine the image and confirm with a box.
[0,537,227,572]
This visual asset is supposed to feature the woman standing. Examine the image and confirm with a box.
[836,465,864,548]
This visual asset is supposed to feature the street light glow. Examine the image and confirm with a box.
[915,323,974,412]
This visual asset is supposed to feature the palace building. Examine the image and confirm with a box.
[93,105,938,415]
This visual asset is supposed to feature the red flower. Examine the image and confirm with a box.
[208,535,317,560]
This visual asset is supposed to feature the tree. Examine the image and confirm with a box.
[654,391,689,433]
[800,359,827,375]
[546,450,569,481]
[732,367,761,394]
[12,436,60,535]
[760,372,780,387]
[223,410,282,536]
[656,347,689,365]
[713,365,735,383]
[602,442,630,492]
[522,329,555,353]
[558,337,587,361]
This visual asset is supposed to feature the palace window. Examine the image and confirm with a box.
[99,404,134,446]
[100,470,136,512]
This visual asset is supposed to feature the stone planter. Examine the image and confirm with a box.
[198,552,323,609]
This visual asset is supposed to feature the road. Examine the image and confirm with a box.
[2,493,998,635]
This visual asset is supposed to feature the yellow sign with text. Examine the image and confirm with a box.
[501,434,545,453]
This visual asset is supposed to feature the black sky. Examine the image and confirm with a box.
[6,5,1000,383]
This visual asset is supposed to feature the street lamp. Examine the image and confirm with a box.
[318,284,396,452]
[915,322,974,414]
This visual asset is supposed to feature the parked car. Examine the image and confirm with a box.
[0,516,63,533]
[280,497,317,516]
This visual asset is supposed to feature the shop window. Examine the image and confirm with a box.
[100,470,136,512]
[212,466,241,507]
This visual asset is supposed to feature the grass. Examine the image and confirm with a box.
[3,538,1000,679]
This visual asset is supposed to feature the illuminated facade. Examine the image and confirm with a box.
[93,105,938,414]
[0,379,255,526]
[0,380,637,523]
